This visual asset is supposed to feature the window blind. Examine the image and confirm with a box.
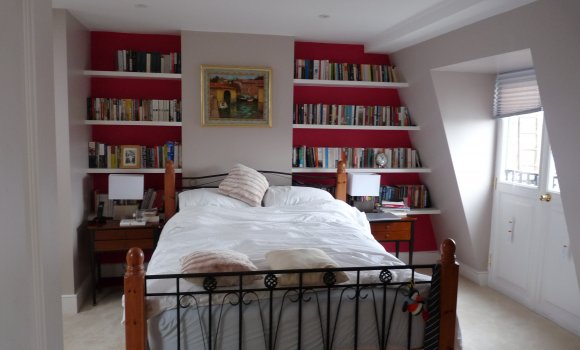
[493,68,542,118]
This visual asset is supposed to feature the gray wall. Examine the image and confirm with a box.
[53,9,91,310]
[0,0,62,348]
[392,0,580,280]
[181,31,294,176]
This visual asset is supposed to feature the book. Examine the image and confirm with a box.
[119,219,147,226]
[88,142,97,168]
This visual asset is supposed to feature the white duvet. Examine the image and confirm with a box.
[146,199,419,318]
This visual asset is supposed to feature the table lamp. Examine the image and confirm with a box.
[347,173,381,212]
[108,174,144,220]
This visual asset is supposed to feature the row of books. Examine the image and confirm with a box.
[379,184,431,209]
[93,190,163,218]
[294,59,402,82]
[87,98,182,122]
[294,104,413,127]
[292,147,422,169]
[88,141,182,169]
[140,188,162,210]
[116,50,181,73]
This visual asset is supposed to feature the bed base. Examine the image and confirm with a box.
[125,240,458,350]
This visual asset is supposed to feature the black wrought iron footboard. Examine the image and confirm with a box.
[144,265,439,350]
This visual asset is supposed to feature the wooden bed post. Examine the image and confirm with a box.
[335,160,347,202]
[439,238,459,349]
[125,247,147,350]
[164,160,176,221]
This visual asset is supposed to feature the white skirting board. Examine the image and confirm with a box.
[61,276,91,314]
[457,261,488,286]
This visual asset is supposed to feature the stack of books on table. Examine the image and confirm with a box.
[379,200,410,216]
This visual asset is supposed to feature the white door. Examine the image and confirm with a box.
[489,111,580,335]
[489,112,545,306]
[535,150,580,335]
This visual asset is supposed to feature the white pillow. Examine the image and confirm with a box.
[263,186,334,207]
[178,188,250,209]
[218,164,269,207]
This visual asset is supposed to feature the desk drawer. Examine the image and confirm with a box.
[94,228,153,241]
[370,221,412,241]
[94,239,154,252]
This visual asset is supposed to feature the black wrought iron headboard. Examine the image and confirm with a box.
[180,171,339,193]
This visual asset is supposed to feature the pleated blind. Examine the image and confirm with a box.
[493,68,542,118]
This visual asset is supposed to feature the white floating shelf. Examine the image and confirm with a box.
[407,208,442,215]
[294,79,408,89]
[292,168,431,174]
[87,168,182,174]
[379,208,441,215]
[293,124,420,131]
[85,120,182,127]
[83,70,182,80]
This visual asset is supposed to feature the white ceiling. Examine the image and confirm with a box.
[52,0,536,53]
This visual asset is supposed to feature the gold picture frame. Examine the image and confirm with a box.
[120,145,141,169]
[201,65,272,127]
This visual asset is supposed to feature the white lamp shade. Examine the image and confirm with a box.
[108,174,144,200]
[347,173,381,196]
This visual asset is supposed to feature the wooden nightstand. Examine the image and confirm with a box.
[87,220,160,305]
[366,213,416,264]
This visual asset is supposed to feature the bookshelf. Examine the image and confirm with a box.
[84,70,181,80]
[293,42,438,251]
[291,168,431,174]
[87,31,182,200]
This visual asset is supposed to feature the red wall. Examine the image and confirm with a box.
[90,32,181,194]
[294,42,437,252]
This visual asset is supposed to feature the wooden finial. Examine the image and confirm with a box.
[126,247,145,274]
[440,238,457,265]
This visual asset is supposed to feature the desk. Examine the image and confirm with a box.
[366,213,416,264]
[87,220,160,305]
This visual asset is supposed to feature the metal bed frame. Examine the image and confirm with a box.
[123,161,459,349]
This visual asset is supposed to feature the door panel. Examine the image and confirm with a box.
[490,188,537,305]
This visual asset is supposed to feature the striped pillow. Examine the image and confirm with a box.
[218,164,269,207]
[180,250,260,287]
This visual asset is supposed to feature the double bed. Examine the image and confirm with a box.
[124,161,459,349]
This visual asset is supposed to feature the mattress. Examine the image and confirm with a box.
[144,198,430,349]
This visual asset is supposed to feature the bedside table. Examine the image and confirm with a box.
[87,220,160,305]
[366,213,416,264]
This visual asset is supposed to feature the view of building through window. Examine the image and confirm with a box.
[502,111,543,187]
[501,110,559,192]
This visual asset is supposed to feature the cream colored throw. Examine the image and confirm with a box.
[218,164,269,207]
[265,248,349,286]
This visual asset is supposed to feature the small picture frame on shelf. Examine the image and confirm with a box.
[201,65,272,127]
[120,145,141,169]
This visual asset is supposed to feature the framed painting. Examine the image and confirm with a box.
[201,65,272,127]
[120,145,141,169]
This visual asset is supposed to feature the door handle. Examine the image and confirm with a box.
[539,193,552,202]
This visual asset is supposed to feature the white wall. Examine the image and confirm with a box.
[0,0,62,348]
[392,0,580,281]
[53,9,91,312]
[181,31,294,176]
[431,71,496,273]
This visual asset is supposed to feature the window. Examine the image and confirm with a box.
[501,111,543,186]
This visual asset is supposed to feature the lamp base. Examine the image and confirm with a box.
[352,200,376,213]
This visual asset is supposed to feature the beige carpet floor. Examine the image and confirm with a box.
[63,277,580,349]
